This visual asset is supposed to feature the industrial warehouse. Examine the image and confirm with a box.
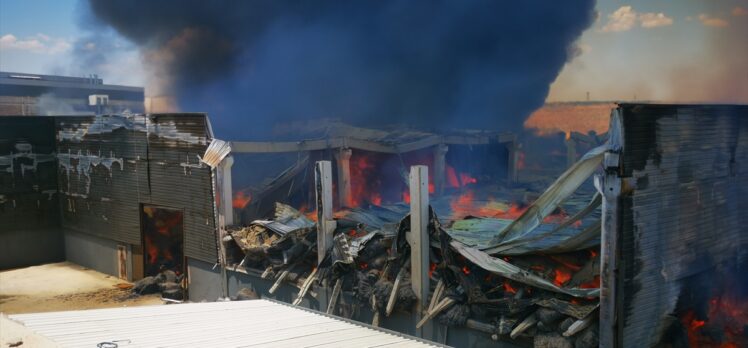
[2,1,748,348]
[2,100,747,347]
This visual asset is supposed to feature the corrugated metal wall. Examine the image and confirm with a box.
[617,104,748,346]
[0,117,62,269]
[0,117,59,230]
[57,115,149,245]
[55,114,217,263]
[146,114,217,263]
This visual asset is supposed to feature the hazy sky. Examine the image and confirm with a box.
[1,0,746,103]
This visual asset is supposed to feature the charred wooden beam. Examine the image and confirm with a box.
[510,310,539,339]
[386,266,406,317]
[428,279,445,313]
[416,297,455,329]
[327,278,343,315]
[269,269,290,294]
[563,311,596,337]
[292,267,318,306]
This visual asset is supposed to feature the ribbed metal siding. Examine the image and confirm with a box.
[9,299,441,347]
[147,114,216,263]
[55,114,217,263]
[0,117,59,231]
[617,104,748,346]
[56,115,150,245]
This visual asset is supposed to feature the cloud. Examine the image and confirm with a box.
[602,6,673,32]
[733,7,748,17]
[602,6,638,32]
[639,12,674,28]
[699,14,729,27]
[0,33,71,54]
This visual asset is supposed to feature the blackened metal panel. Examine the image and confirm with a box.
[147,114,217,263]
[617,104,748,347]
[56,115,150,245]
[0,116,62,269]
[0,116,59,230]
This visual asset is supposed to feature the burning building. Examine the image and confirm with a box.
[0,71,145,116]
[1,103,746,347]
[0,114,216,302]
[205,103,747,347]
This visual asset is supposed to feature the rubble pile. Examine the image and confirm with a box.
[225,144,610,347]
[132,268,185,301]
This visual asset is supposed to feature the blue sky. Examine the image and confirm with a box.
[1,0,746,102]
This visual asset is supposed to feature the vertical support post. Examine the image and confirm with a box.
[219,156,234,225]
[505,138,518,185]
[432,144,448,195]
[315,161,335,265]
[566,135,577,169]
[409,165,430,337]
[334,148,353,208]
[599,152,621,348]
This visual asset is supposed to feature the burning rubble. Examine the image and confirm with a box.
[223,141,607,347]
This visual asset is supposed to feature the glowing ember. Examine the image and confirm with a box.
[553,268,572,286]
[462,266,471,275]
[428,262,437,278]
[503,282,517,294]
[359,261,368,270]
[232,189,252,209]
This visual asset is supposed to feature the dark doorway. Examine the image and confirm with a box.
[141,205,184,277]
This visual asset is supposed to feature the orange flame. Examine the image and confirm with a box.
[553,269,572,287]
[428,262,437,278]
[233,190,252,209]
[503,282,517,294]
[446,165,477,188]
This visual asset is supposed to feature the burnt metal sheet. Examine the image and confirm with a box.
[54,114,217,263]
[0,116,59,231]
[616,104,748,347]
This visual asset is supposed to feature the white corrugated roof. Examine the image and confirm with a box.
[8,299,441,348]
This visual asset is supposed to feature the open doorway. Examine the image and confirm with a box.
[141,205,185,278]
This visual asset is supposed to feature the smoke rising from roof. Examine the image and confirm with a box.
[86,1,596,139]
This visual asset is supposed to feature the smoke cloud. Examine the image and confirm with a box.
[85,1,596,139]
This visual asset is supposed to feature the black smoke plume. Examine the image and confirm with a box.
[86,0,596,139]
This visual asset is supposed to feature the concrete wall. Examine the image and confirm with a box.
[0,228,64,270]
[64,230,120,277]
[187,258,224,302]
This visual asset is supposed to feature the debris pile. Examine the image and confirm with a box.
[225,144,610,347]
[132,268,185,301]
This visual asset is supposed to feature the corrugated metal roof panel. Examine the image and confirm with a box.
[8,300,442,348]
